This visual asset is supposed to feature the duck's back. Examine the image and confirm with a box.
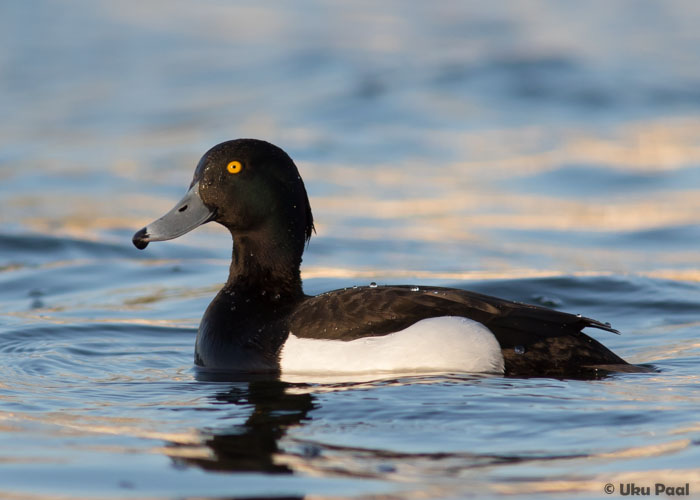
[286,285,627,377]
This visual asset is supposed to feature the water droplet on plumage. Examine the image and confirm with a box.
[261,290,266,296]
[369,282,377,288]
[531,294,563,307]
[514,345,525,355]
[410,286,419,292]
[576,314,582,318]
[604,321,611,327]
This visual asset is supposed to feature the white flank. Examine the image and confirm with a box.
[280,316,505,375]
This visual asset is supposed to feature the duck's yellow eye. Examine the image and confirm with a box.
[227,160,243,174]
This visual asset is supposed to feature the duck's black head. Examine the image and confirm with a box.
[133,139,314,289]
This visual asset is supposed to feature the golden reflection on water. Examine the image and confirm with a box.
[311,190,700,232]
[5,115,698,279]
[277,435,700,497]
[448,116,700,174]
[596,439,691,459]
[10,117,700,222]
[0,410,203,450]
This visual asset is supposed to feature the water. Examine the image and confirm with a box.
[1,1,699,498]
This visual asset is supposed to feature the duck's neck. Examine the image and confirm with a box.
[225,229,305,300]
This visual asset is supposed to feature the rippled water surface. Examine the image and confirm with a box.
[1,1,699,498]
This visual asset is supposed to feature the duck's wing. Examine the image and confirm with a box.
[287,285,628,377]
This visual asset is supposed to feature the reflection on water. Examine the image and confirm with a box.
[1,0,699,498]
[173,379,315,475]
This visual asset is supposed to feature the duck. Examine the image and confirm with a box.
[133,139,633,378]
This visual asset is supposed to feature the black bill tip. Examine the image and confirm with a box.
[132,227,150,250]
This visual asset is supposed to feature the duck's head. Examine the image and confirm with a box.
[133,139,314,262]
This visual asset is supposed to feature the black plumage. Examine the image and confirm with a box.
[133,139,633,378]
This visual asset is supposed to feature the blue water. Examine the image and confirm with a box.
[1,1,699,498]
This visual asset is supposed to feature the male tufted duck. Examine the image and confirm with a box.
[133,139,633,378]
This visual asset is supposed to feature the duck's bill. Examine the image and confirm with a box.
[132,182,215,250]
